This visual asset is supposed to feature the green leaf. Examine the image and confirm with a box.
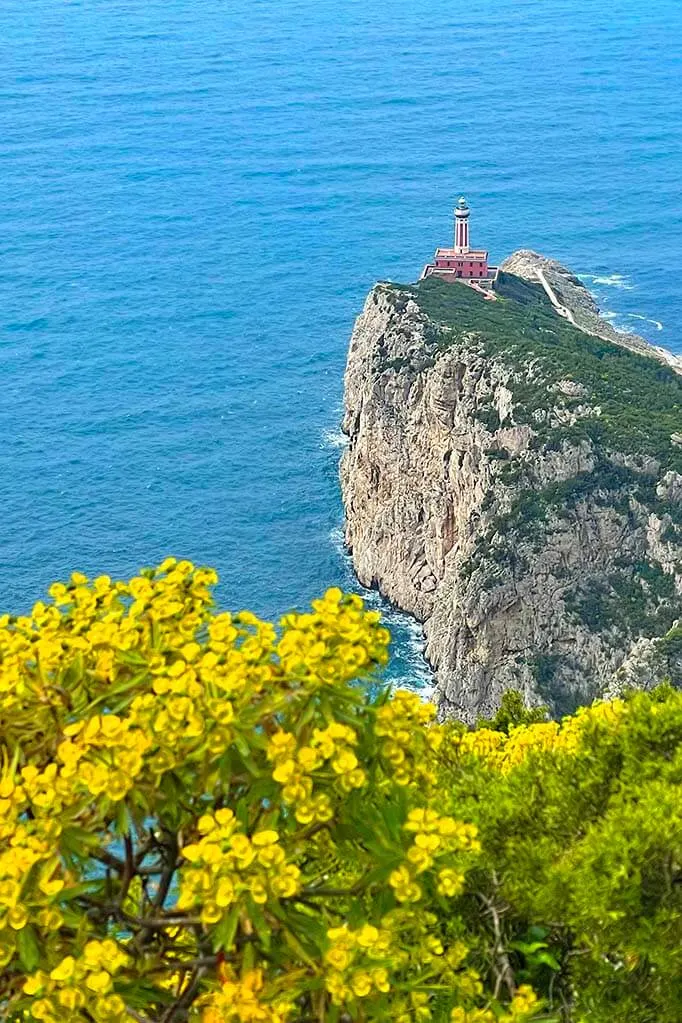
[510,940,549,955]
[63,651,84,688]
[212,904,240,953]
[293,697,318,736]
[88,669,151,712]
[352,859,401,891]
[116,649,149,668]
[58,880,104,902]
[233,735,262,777]
[150,619,162,650]
[281,926,318,968]
[248,899,272,951]
[535,950,561,970]
[17,925,41,971]
[243,940,256,972]
[70,682,89,714]
[115,802,132,835]
[60,826,103,855]
[114,979,175,1009]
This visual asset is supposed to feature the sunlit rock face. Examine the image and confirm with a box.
[340,261,682,721]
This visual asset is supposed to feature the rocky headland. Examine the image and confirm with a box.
[340,251,682,720]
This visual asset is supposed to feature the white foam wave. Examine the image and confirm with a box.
[586,273,635,290]
[329,525,346,557]
[624,313,664,331]
[387,671,434,698]
[329,524,433,695]
[361,599,432,695]
[582,274,663,336]
[322,428,349,449]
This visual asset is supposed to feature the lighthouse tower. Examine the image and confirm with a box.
[420,197,498,289]
[453,196,471,254]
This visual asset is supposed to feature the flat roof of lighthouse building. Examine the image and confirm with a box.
[435,247,488,260]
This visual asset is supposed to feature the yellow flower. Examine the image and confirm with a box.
[248,878,268,904]
[371,967,390,993]
[201,902,222,925]
[325,946,353,971]
[389,865,422,904]
[350,970,373,997]
[331,749,358,774]
[272,759,297,784]
[31,998,57,1022]
[230,834,255,868]
[215,877,235,908]
[437,868,464,898]
[24,971,49,995]
[407,844,434,873]
[57,988,86,1010]
[252,829,279,847]
[85,969,113,994]
[414,832,441,852]
[50,955,76,982]
[270,863,300,898]
[95,994,126,1019]
[355,924,379,948]
[7,904,29,929]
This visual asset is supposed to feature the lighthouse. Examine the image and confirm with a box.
[420,198,499,290]
[453,196,470,254]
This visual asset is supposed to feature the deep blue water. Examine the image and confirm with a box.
[2,0,682,686]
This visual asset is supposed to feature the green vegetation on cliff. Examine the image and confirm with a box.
[391,273,682,473]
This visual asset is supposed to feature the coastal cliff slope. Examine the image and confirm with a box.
[340,255,682,720]
[502,250,682,372]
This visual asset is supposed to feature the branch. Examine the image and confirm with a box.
[117,832,135,907]
[165,956,219,971]
[126,1011,155,1023]
[300,887,355,898]
[153,832,179,911]
[160,965,209,1023]
[477,887,516,999]
[129,914,205,929]
[94,848,125,872]
[94,847,164,877]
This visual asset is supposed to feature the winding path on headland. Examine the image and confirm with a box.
[535,266,682,375]
[535,267,579,327]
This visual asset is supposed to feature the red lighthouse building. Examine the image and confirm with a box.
[421,198,498,290]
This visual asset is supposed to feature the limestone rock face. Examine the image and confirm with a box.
[606,620,682,697]
[340,262,682,721]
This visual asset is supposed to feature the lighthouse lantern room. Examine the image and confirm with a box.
[454,196,471,253]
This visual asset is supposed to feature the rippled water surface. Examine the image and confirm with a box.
[1,0,681,683]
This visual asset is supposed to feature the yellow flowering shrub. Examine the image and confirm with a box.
[0,559,541,1023]
[447,697,627,773]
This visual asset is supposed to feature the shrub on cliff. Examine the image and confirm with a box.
[0,561,538,1023]
[440,684,682,1022]
[0,561,681,1022]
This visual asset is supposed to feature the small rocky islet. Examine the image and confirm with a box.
[340,240,682,721]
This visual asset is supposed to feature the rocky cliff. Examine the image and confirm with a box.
[340,253,682,720]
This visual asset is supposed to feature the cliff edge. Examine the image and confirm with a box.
[340,254,682,720]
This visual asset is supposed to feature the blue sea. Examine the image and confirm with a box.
[2,0,682,687]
